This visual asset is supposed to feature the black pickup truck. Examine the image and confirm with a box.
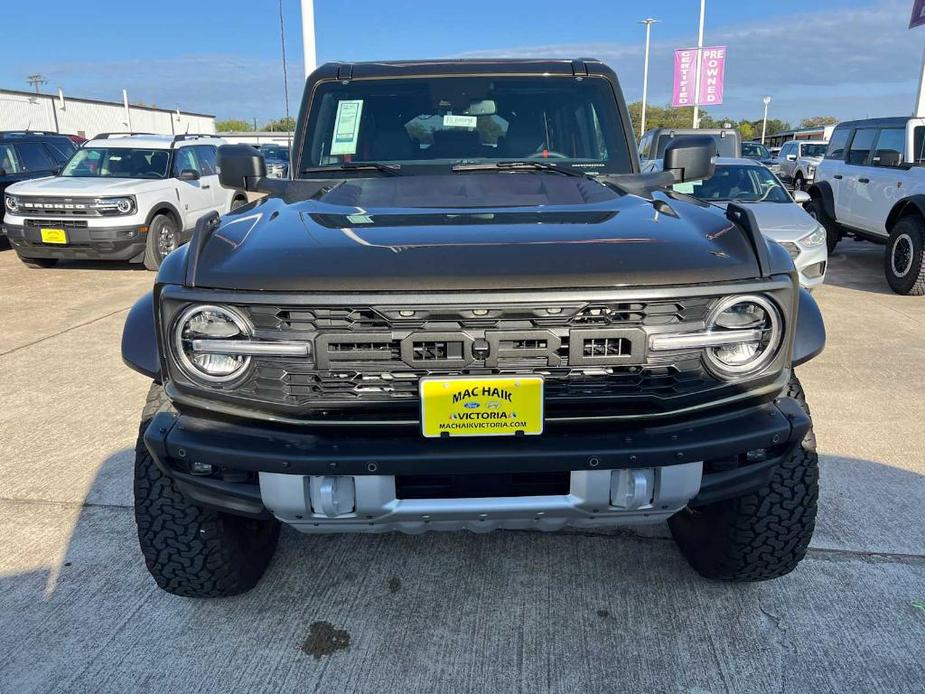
[122,59,825,598]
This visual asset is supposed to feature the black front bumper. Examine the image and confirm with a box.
[5,223,147,261]
[144,397,811,519]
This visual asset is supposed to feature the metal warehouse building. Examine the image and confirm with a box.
[0,88,214,138]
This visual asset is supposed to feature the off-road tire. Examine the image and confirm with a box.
[805,196,841,255]
[668,376,818,582]
[143,214,179,271]
[21,256,58,269]
[134,384,280,597]
[884,215,925,296]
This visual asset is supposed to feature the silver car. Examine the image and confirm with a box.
[673,157,828,289]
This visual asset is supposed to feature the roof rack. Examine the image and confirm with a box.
[0,130,59,137]
[170,133,221,148]
[94,132,158,139]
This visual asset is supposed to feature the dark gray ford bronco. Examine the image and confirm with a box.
[122,59,825,597]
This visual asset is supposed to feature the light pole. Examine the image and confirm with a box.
[692,0,706,128]
[761,96,772,145]
[639,18,659,137]
[301,0,317,79]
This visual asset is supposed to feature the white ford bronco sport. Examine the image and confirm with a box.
[776,139,828,191]
[3,133,248,270]
[807,117,925,294]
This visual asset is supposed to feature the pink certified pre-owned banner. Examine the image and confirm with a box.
[672,46,727,107]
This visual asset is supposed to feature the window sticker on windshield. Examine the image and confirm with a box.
[330,100,364,155]
[672,182,695,194]
[443,114,478,129]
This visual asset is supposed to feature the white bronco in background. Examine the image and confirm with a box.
[807,116,925,294]
[3,133,247,270]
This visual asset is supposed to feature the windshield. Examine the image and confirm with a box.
[741,142,770,159]
[656,133,738,158]
[60,147,170,178]
[300,76,631,174]
[801,144,827,158]
[673,164,791,203]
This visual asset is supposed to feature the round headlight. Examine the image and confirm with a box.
[116,198,133,214]
[4,195,19,213]
[704,295,782,378]
[173,305,251,383]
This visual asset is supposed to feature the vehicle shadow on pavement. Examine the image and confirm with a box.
[1,450,924,694]
[820,242,894,295]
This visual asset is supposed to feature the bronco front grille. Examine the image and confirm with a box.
[225,299,721,417]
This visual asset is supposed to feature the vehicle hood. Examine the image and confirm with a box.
[799,156,823,166]
[191,174,764,291]
[711,200,817,242]
[7,176,166,196]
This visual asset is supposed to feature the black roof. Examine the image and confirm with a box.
[833,116,911,130]
[312,58,606,80]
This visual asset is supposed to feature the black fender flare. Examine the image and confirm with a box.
[885,194,925,232]
[793,287,826,367]
[122,291,160,381]
[145,201,183,230]
[806,180,836,220]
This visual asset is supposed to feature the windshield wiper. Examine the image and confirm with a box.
[451,161,590,178]
[300,162,402,176]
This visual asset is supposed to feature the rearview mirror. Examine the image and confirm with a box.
[178,168,200,181]
[217,144,267,191]
[663,136,716,183]
[792,190,811,204]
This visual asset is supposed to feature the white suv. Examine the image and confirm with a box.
[776,139,828,191]
[807,117,925,294]
[3,134,248,270]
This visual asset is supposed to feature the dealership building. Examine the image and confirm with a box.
[0,88,215,138]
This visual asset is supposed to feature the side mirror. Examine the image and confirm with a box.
[792,190,811,204]
[178,168,200,181]
[663,136,717,183]
[217,144,266,191]
[787,155,797,161]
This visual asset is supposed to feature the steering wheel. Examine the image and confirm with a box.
[527,150,569,159]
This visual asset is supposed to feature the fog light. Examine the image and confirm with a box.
[804,261,825,279]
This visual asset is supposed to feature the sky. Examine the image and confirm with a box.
[0,0,921,127]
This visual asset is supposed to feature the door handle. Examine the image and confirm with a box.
[201,184,211,189]
[858,178,870,184]
[833,174,843,180]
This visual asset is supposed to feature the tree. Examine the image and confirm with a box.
[263,117,295,132]
[216,119,254,132]
[800,116,839,129]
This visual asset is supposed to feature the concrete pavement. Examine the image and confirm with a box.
[0,240,923,694]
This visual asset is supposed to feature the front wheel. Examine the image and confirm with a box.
[794,173,805,192]
[885,216,925,295]
[134,384,280,597]
[143,214,180,271]
[805,197,841,254]
[668,376,818,582]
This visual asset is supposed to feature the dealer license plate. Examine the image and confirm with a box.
[40,228,67,244]
[420,375,544,438]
